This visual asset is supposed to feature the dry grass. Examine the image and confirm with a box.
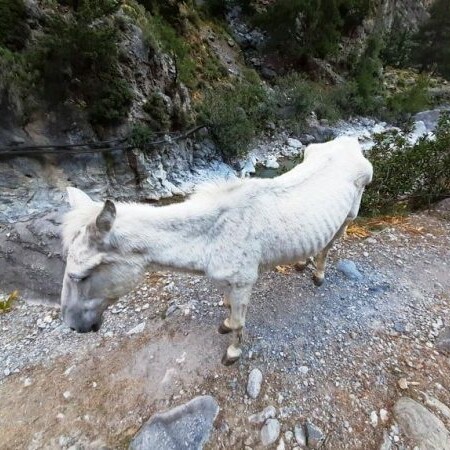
[0,290,18,314]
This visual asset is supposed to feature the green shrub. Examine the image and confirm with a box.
[203,0,228,17]
[143,93,172,131]
[386,75,431,120]
[362,114,450,215]
[32,5,133,125]
[0,0,28,50]
[411,0,450,80]
[199,79,275,159]
[129,123,155,149]
[0,47,39,120]
[274,73,343,124]
[255,0,370,59]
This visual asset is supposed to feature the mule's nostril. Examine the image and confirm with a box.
[91,322,101,332]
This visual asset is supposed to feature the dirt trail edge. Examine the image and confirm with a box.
[1,212,449,450]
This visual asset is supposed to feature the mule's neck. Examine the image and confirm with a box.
[113,201,214,273]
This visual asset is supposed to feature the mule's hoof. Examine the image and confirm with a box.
[218,322,232,334]
[313,274,324,286]
[221,353,240,366]
[294,262,307,272]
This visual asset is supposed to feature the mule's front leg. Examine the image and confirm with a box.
[218,294,232,334]
[222,285,252,366]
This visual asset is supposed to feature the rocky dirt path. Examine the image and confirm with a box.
[0,211,449,450]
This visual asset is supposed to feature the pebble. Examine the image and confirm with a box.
[23,377,32,387]
[294,423,306,446]
[305,421,325,448]
[247,368,263,399]
[380,409,389,423]
[284,430,294,443]
[63,391,72,400]
[276,438,285,450]
[248,406,276,424]
[298,366,309,375]
[127,322,145,335]
[370,411,378,427]
[398,378,409,390]
[260,418,280,446]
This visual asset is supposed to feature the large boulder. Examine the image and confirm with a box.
[129,396,219,450]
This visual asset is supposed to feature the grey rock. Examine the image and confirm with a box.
[261,67,277,80]
[247,368,263,399]
[260,418,280,447]
[379,431,392,450]
[393,397,450,450]
[421,392,450,420]
[127,322,145,335]
[414,107,450,133]
[336,259,363,281]
[305,421,325,449]
[434,198,450,213]
[294,423,306,446]
[248,405,276,424]
[129,395,219,450]
[436,327,450,355]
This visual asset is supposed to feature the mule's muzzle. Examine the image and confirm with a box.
[70,321,102,333]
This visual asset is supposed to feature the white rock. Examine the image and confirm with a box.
[43,315,53,324]
[380,409,389,423]
[24,378,33,387]
[294,423,306,446]
[63,391,72,400]
[286,138,302,149]
[127,322,145,335]
[298,366,309,375]
[260,418,280,446]
[284,430,294,443]
[276,437,286,450]
[265,156,279,169]
[370,410,378,427]
[247,368,263,399]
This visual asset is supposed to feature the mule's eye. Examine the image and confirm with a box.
[69,273,89,282]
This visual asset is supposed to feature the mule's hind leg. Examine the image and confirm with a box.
[313,219,352,286]
[222,284,252,366]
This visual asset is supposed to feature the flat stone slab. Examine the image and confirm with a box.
[129,396,219,450]
[393,397,450,450]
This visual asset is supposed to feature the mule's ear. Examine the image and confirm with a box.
[67,187,93,208]
[96,200,116,233]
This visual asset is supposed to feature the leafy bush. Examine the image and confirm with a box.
[32,2,133,125]
[129,123,155,149]
[385,76,431,120]
[275,73,342,123]
[362,114,450,215]
[411,0,450,80]
[143,93,172,131]
[255,0,371,59]
[0,47,39,120]
[199,78,275,159]
[0,0,28,50]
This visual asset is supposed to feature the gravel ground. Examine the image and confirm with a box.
[0,211,449,450]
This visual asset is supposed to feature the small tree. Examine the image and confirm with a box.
[412,0,450,79]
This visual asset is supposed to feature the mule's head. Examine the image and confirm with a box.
[61,188,144,333]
